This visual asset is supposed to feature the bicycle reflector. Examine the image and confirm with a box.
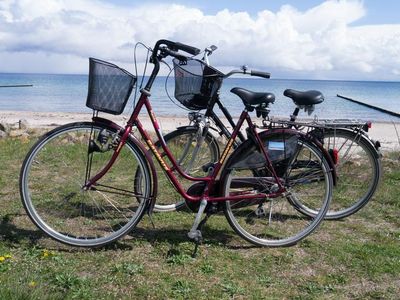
[363,121,372,132]
[329,148,339,165]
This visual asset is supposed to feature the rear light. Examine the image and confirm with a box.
[329,148,339,165]
[363,121,372,132]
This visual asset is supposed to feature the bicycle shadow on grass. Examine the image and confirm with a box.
[0,213,44,245]
[0,213,135,252]
[129,224,259,250]
[0,213,270,252]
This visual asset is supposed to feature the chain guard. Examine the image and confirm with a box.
[185,181,220,213]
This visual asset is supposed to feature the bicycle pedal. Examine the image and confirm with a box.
[255,206,267,218]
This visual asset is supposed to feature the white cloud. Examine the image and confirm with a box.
[0,0,399,80]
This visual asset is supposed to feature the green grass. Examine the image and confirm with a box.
[0,136,399,299]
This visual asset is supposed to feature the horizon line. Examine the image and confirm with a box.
[0,71,399,84]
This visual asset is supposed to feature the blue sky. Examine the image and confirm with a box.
[103,0,400,25]
[1,0,400,80]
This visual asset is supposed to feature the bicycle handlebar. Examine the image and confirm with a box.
[146,39,270,92]
[250,70,271,79]
[152,39,200,62]
[175,42,201,56]
[224,69,271,79]
[161,47,190,61]
[152,39,270,79]
[145,39,200,90]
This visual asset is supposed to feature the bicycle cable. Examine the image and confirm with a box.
[163,62,192,111]
[133,42,152,109]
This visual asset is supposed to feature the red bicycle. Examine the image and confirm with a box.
[20,40,333,248]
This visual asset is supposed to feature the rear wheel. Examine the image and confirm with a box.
[222,135,332,247]
[20,122,151,247]
[322,128,381,219]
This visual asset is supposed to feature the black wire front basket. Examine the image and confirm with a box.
[173,58,223,110]
[86,58,137,115]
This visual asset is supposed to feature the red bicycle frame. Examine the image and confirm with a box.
[84,90,286,203]
[83,39,287,205]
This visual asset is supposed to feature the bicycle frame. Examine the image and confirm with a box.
[84,89,286,205]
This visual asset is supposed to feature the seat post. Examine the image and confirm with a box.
[290,107,300,122]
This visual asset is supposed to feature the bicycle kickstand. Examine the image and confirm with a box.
[188,199,208,256]
[188,199,207,242]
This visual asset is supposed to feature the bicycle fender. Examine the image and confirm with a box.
[304,132,338,186]
[326,127,381,159]
[92,117,158,214]
[176,125,196,131]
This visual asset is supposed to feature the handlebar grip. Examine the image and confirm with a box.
[163,48,189,61]
[175,42,201,56]
[250,70,271,79]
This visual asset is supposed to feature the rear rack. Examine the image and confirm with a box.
[261,118,370,131]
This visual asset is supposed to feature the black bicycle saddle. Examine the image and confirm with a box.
[231,87,275,106]
[284,89,324,106]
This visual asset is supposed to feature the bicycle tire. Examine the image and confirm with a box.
[150,126,220,212]
[321,128,381,219]
[221,131,333,247]
[20,122,151,247]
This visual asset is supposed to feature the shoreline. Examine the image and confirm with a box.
[0,110,190,132]
[1,110,399,151]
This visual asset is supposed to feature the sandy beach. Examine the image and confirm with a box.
[1,110,399,151]
[0,110,189,132]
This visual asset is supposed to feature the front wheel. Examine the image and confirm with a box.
[20,122,151,247]
[222,133,333,247]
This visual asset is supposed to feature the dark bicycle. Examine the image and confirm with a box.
[154,46,381,220]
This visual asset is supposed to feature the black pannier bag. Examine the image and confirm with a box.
[230,134,300,177]
[86,58,136,115]
[173,58,223,110]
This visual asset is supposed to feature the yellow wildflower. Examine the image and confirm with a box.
[29,281,36,287]
[0,256,5,262]
[4,254,11,259]
[42,250,55,258]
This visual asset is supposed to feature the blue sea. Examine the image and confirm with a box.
[1,73,399,122]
